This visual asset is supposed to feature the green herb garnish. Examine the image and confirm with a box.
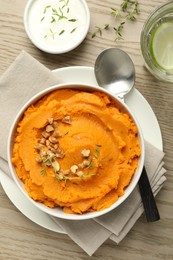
[59,30,65,35]
[41,168,46,176]
[92,0,140,41]
[70,27,77,33]
[49,28,55,39]
[87,164,96,169]
[68,19,77,22]
[92,24,109,38]
[95,148,100,157]
[41,0,78,41]
[51,16,56,23]
[40,16,45,22]
[52,7,68,20]
[44,5,51,14]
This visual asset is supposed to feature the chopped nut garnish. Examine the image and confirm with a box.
[49,136,58,144]
[78,154,92,169]
[47,151,56,158]
[40,150,46,156]
[56,172,64,181]
[48,141,55,148]
[83,159,91,167]
[62,115,71,124]
[52,161,60,172]
[52,121,58,127]
[76,171,84,178]
[36,118,98,181]
[52,129,62,137]
[46,124,54,132]
[55,147,65,158]
[81,149,90,157]
[41,131,50,139]
[47,118,54,124]
[35,144,43,150]
[46,140,50,147]
[36,157,42,163]
[70,165,78,174]
[53,144,59,149]
[56,153,65,159]
[49,147,57,154]
[78,163,85,169]
[63,169,70,175]
[40,138,46,145]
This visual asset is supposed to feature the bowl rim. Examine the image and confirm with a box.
[7,83,145,220]
[24,0,90,54]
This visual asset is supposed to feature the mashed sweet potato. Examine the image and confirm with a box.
[12,89,141,214]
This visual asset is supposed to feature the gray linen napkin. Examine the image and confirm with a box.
[0,51,59,161]
[52,143,166,255]
[0,51,166,256]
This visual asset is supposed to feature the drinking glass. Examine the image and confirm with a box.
[140,1,173,82]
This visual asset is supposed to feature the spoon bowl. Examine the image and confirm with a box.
[94,48,135,99]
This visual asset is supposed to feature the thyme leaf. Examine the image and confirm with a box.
[70,27,77,33]
[40,16,45,22]
[87,164,97,169]
[44,5,51,14]
[100,158,113,163]
[51,16,56,23]
[49,28,55,39]
[95,148,100,158]
[41,168,46,176]
[59,30,65,35]
[68,18,77,22]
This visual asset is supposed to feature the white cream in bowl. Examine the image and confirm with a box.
[24,0,90,54]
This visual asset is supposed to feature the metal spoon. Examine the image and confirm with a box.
[95,48,135,101]
[94,48,160,222]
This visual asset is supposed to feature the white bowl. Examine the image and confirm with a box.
[24,0,90,54]
[8,83,145,220]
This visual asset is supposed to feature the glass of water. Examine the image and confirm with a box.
[140,1,173,82]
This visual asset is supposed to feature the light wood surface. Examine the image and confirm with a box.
[0,0,173,259]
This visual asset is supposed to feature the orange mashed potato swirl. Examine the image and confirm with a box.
[12,89,141,214]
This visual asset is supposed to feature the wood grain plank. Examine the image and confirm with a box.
[0,0,173,259]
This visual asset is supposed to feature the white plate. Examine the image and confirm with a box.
[0,66,163,234]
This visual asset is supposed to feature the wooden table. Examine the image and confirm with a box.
[0,0,173,259]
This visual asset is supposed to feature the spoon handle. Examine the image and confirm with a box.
[138,166,160,222]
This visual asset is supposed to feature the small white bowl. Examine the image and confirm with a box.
[8,83,145,220]
[24,0,90,54]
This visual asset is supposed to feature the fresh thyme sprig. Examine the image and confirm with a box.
[52,7,68,20]
[113,21,125,41]
[92,0,140,41]
[91,24,110,38]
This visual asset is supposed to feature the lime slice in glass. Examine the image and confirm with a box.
[150,22,173,70]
